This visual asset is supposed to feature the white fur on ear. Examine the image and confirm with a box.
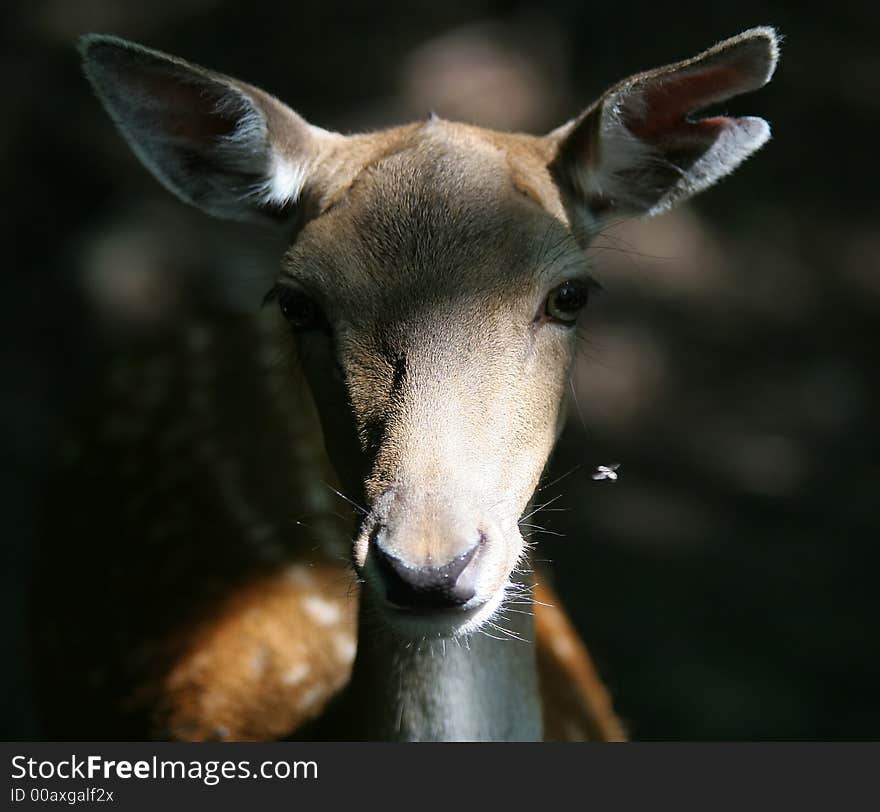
[259,151,310,208]
[80,34,334,225]
[549,27,780,230]
[651,114,770,216]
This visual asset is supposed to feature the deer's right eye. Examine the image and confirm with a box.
[275,286,328,332]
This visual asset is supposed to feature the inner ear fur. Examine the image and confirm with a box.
[547,27,780,230]
[79,34,344,226]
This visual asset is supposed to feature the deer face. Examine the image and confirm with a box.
[277,128,589,633]
[81,28,778,637]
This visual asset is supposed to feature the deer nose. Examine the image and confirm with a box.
[372,535,482,610]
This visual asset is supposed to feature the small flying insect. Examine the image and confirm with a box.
[592,463,621,482]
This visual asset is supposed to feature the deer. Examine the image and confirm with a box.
[32,27,778,742]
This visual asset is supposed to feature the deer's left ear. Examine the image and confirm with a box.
[547,27,779,231]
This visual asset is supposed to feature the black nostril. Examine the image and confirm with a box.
[373,540,481,610]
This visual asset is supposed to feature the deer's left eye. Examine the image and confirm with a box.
[544,280,591,324]
[274,285,328,331]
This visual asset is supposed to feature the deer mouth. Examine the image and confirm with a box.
[373,585,510,639]
[350,487,522,637]
[361,544,502,638]
[354,527,515,638]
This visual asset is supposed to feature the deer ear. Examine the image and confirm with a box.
[80,34,340,225]
[547,27,779,231]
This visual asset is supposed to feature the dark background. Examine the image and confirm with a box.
[2,1,878,740]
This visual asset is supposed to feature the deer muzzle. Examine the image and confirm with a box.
[354,486,514,633]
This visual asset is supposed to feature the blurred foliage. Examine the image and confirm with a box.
[2,0,878,739]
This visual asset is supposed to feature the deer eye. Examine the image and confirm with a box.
[275,285,327,331]
[544,279,591,324]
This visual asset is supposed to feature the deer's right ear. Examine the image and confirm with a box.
[546,27,779,235]
[80,34,341,226]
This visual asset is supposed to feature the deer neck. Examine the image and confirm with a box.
[334,584,542,742]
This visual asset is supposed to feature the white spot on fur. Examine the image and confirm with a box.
[297,684,325,712]
[282,663,310,686]
[552,633,576,660]
[301,594,341,626]
[332,633,356,664]
[250,645,271,677]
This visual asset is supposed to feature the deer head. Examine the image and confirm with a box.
[81,29,778,641]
